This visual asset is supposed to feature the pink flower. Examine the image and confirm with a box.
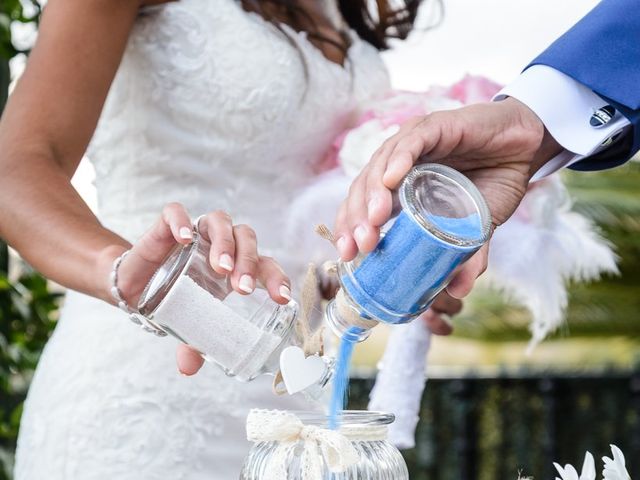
[447,74,503,104]
[331,90,461,176]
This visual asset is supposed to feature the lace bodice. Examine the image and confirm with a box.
[89,0,389,279]
[15,2,390,479]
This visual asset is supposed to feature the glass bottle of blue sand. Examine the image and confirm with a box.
[325,163,492,342]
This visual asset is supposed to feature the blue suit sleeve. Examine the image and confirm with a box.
[529,0,640,171]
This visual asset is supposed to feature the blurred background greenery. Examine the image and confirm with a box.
[0,1,638,479]
[1,3,55,479]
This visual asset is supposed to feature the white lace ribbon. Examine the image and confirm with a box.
[246,410,366,480]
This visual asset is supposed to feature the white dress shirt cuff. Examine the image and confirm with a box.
[495,65,631,181]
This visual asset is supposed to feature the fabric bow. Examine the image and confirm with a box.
[246,409,360,480]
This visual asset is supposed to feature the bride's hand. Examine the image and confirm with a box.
[116,203,292,375]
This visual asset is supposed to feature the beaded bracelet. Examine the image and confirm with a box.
[110,249,167,337]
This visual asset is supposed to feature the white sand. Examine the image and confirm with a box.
[152,275,282,379]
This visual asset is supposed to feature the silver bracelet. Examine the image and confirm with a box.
[110,249,167,337]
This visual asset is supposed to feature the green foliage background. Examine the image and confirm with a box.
[451,163,640,344]
[0,3,56,479]
[0,268,59,479]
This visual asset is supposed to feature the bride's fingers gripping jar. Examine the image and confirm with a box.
[326,163,492,342]
[240,410,409,480]
[136,227,332,396]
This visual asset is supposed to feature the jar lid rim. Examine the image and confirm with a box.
[400,163,492,248]
[138,236,198,315]
[288,410,395,426]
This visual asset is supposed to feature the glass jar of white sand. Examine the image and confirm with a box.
[240,410,409,479]
[325,164,492,343]
[137,231,332,390]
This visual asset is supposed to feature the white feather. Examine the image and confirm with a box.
[484,175,618,350]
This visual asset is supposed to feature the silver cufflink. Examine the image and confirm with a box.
[590,105,616,128]
[600,131,623,147]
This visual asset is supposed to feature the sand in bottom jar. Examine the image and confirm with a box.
[151,275,282,379]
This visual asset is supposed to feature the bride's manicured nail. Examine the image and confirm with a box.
[219,253,234,272]
[239,275,255,294]
[354,225,367,246]
[279,285,292,301]
[179,226,193,240]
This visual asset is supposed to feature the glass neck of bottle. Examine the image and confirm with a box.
[325,289,377,343]
[293,410,394,429]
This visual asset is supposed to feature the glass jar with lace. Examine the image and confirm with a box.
[136,225,332,397]
[240,410,409,479]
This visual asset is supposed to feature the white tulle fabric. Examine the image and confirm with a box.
[13,1,390,479]
[485,175,618,350]
[368,320,432,450]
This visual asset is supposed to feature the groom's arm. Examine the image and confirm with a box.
[498,0,640,177]
[333,0,640,298]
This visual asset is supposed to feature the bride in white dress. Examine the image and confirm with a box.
[0,0,427,478]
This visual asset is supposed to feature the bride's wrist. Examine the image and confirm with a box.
[95,244,130,305]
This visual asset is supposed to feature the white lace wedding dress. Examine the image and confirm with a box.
[13,1,390,478]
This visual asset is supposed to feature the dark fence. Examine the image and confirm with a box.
[349,369,640,480]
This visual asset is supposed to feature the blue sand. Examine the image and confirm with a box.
[329,211,482,429]
[343,211,482,323]
[328,326,363,430]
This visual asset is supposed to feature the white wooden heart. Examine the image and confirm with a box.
[279,346,327,395]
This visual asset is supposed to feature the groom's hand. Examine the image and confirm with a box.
[334,97,562,297]
[421,290,463,336]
